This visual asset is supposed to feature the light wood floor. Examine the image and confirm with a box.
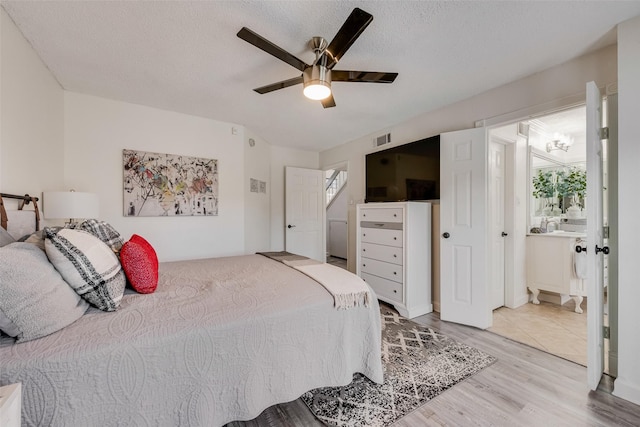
[226,305,640,427]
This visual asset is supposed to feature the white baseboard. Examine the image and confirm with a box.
[536,291,572,305]
[507,294,529,309]
[613,377,640,406]
[398,303,433,319]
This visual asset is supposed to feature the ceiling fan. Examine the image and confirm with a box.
[237,7,398,108]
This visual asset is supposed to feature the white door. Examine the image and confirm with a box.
[489,140,506,310]
[440,127,492,329]
[285,166,325,262]
[586,81,606,390]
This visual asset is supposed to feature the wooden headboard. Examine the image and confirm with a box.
[0,193,40,232]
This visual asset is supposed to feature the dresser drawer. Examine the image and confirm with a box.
[360,228,403,247]
[361,272,403,303]
[359,208,403,223]
[361,242,403,265]
[360,257,403,283]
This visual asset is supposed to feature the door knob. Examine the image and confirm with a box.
[595,245,610,255]
[442,232,450,239]
[501,232,508,237]
[287,224,295,229]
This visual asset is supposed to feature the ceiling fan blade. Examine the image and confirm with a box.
[254,75,304,94]
[321,8,373,69]
[321,94,336,108]
[332,70,398,83]
[237,27,309,72]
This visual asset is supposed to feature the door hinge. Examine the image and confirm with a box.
[603,225,609,239]
[604,326,610,339]
[599,127,609,140]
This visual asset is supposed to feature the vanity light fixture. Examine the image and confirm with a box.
[546,132,574,153]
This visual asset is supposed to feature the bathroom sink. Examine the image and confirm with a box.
[547,230,587,236]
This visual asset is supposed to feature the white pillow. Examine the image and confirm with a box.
[0,243,89,341]
[45,228,126,312]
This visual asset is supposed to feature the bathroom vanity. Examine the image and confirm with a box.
[526,232,587,313]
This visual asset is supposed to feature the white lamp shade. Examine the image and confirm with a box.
[44,191,99,220]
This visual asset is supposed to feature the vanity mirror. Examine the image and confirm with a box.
[529,146,586,231]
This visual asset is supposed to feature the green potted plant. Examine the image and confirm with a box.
[532,169,557,215]
[557,167,586,218]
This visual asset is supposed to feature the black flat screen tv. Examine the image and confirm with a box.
[365,135,440,203]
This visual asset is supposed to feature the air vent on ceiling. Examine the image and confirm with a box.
[517,123,530,138]
[374,133,391,147]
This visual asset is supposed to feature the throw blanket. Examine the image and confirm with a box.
[258,251,371,310]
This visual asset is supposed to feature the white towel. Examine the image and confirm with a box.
[574,244,588,279]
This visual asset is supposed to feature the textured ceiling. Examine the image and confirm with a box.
[2,1,640,151]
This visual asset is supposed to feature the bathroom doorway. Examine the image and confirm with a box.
[486,104,611,371]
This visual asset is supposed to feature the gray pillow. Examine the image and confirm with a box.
[45,227,126,311]
[18,228,55,251]
[0,242,89,342]
[0,227,15,247]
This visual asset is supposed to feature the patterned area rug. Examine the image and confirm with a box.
[301,308,496,426]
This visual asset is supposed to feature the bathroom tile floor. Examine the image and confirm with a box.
[489,301,587,366]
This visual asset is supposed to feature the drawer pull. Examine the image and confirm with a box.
[362,264,366,267]
[393,254,397,258]
[394,214,397,217]
[393,290,397,293]
[393,271,397,275]
[393,237,397,240]
[363,248,366,252]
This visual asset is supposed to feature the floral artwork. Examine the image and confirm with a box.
[123,149,218,217]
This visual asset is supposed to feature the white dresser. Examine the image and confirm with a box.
[356,201,432,318]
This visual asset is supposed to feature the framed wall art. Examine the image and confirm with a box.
[123,149,218,217]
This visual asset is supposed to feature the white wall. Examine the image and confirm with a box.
[320,44,618,272]
[64,92,246,261]
[0,6,317,261]
[613,14,640,405]
[326,183,348,257]
[244,129,271,254]
[327,182,348,221]
[0,8,64,200]
[269,146,318,251]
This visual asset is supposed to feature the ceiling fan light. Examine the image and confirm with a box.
[303,66,332,100]
[304,83,331,100]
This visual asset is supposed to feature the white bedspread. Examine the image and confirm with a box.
[0,254,383,426]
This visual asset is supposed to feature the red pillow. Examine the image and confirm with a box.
[120,234,158,294]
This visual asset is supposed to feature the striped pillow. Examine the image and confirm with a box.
[45,228,126,312]
[71,219,124,255]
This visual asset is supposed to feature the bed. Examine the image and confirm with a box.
[0,193,383,426]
